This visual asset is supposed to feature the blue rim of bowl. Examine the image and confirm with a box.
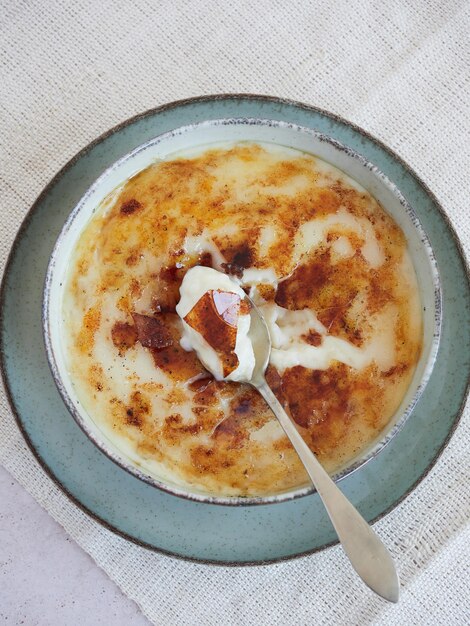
[0,94,467,564]
[42,116,442,506]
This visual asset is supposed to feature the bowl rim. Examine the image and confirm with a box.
[42,113,442,507]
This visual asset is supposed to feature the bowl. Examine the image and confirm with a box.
[43,117,441,505]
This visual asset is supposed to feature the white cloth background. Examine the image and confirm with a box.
[1,1,469,624]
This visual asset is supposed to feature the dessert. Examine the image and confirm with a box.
[62,143,422,496]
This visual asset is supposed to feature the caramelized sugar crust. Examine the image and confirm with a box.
[184,290,242,377]
[64,144,422,496]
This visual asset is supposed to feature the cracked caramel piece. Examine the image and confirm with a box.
[183,290,242,376]
[132,313,173,349]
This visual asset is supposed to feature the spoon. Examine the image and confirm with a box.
[245,295,400,603]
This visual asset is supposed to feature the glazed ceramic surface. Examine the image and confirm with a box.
[1,96,469,564]
[44,118,440,504]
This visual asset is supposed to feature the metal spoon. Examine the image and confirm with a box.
[245,296,400,603]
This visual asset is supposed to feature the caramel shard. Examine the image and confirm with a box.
[221,244,252,278]
[111,321,138,353]
[120,199,142,215]
[212,290,240,327]
[184,290,242,376]
[132,313,173,349]
[302,330,323,347]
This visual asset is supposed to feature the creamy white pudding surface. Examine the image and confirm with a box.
[62,142,422,496]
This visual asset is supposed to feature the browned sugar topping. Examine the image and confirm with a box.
[184,290,242,377]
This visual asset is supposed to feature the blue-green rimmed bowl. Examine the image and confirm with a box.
[1,95,468,564]
[43,116,441,506]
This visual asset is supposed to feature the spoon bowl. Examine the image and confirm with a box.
[245,295,272,386]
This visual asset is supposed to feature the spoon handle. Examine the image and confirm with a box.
[257,379,400,603]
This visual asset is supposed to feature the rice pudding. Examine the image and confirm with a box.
[62,143,422,496]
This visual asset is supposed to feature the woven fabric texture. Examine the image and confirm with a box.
[1,1,469,624]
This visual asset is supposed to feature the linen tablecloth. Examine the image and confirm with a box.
[1,1,469,623]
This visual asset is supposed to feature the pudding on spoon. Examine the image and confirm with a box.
[176,266,255,382]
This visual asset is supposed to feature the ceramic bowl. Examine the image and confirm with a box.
[43,118,441,505]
